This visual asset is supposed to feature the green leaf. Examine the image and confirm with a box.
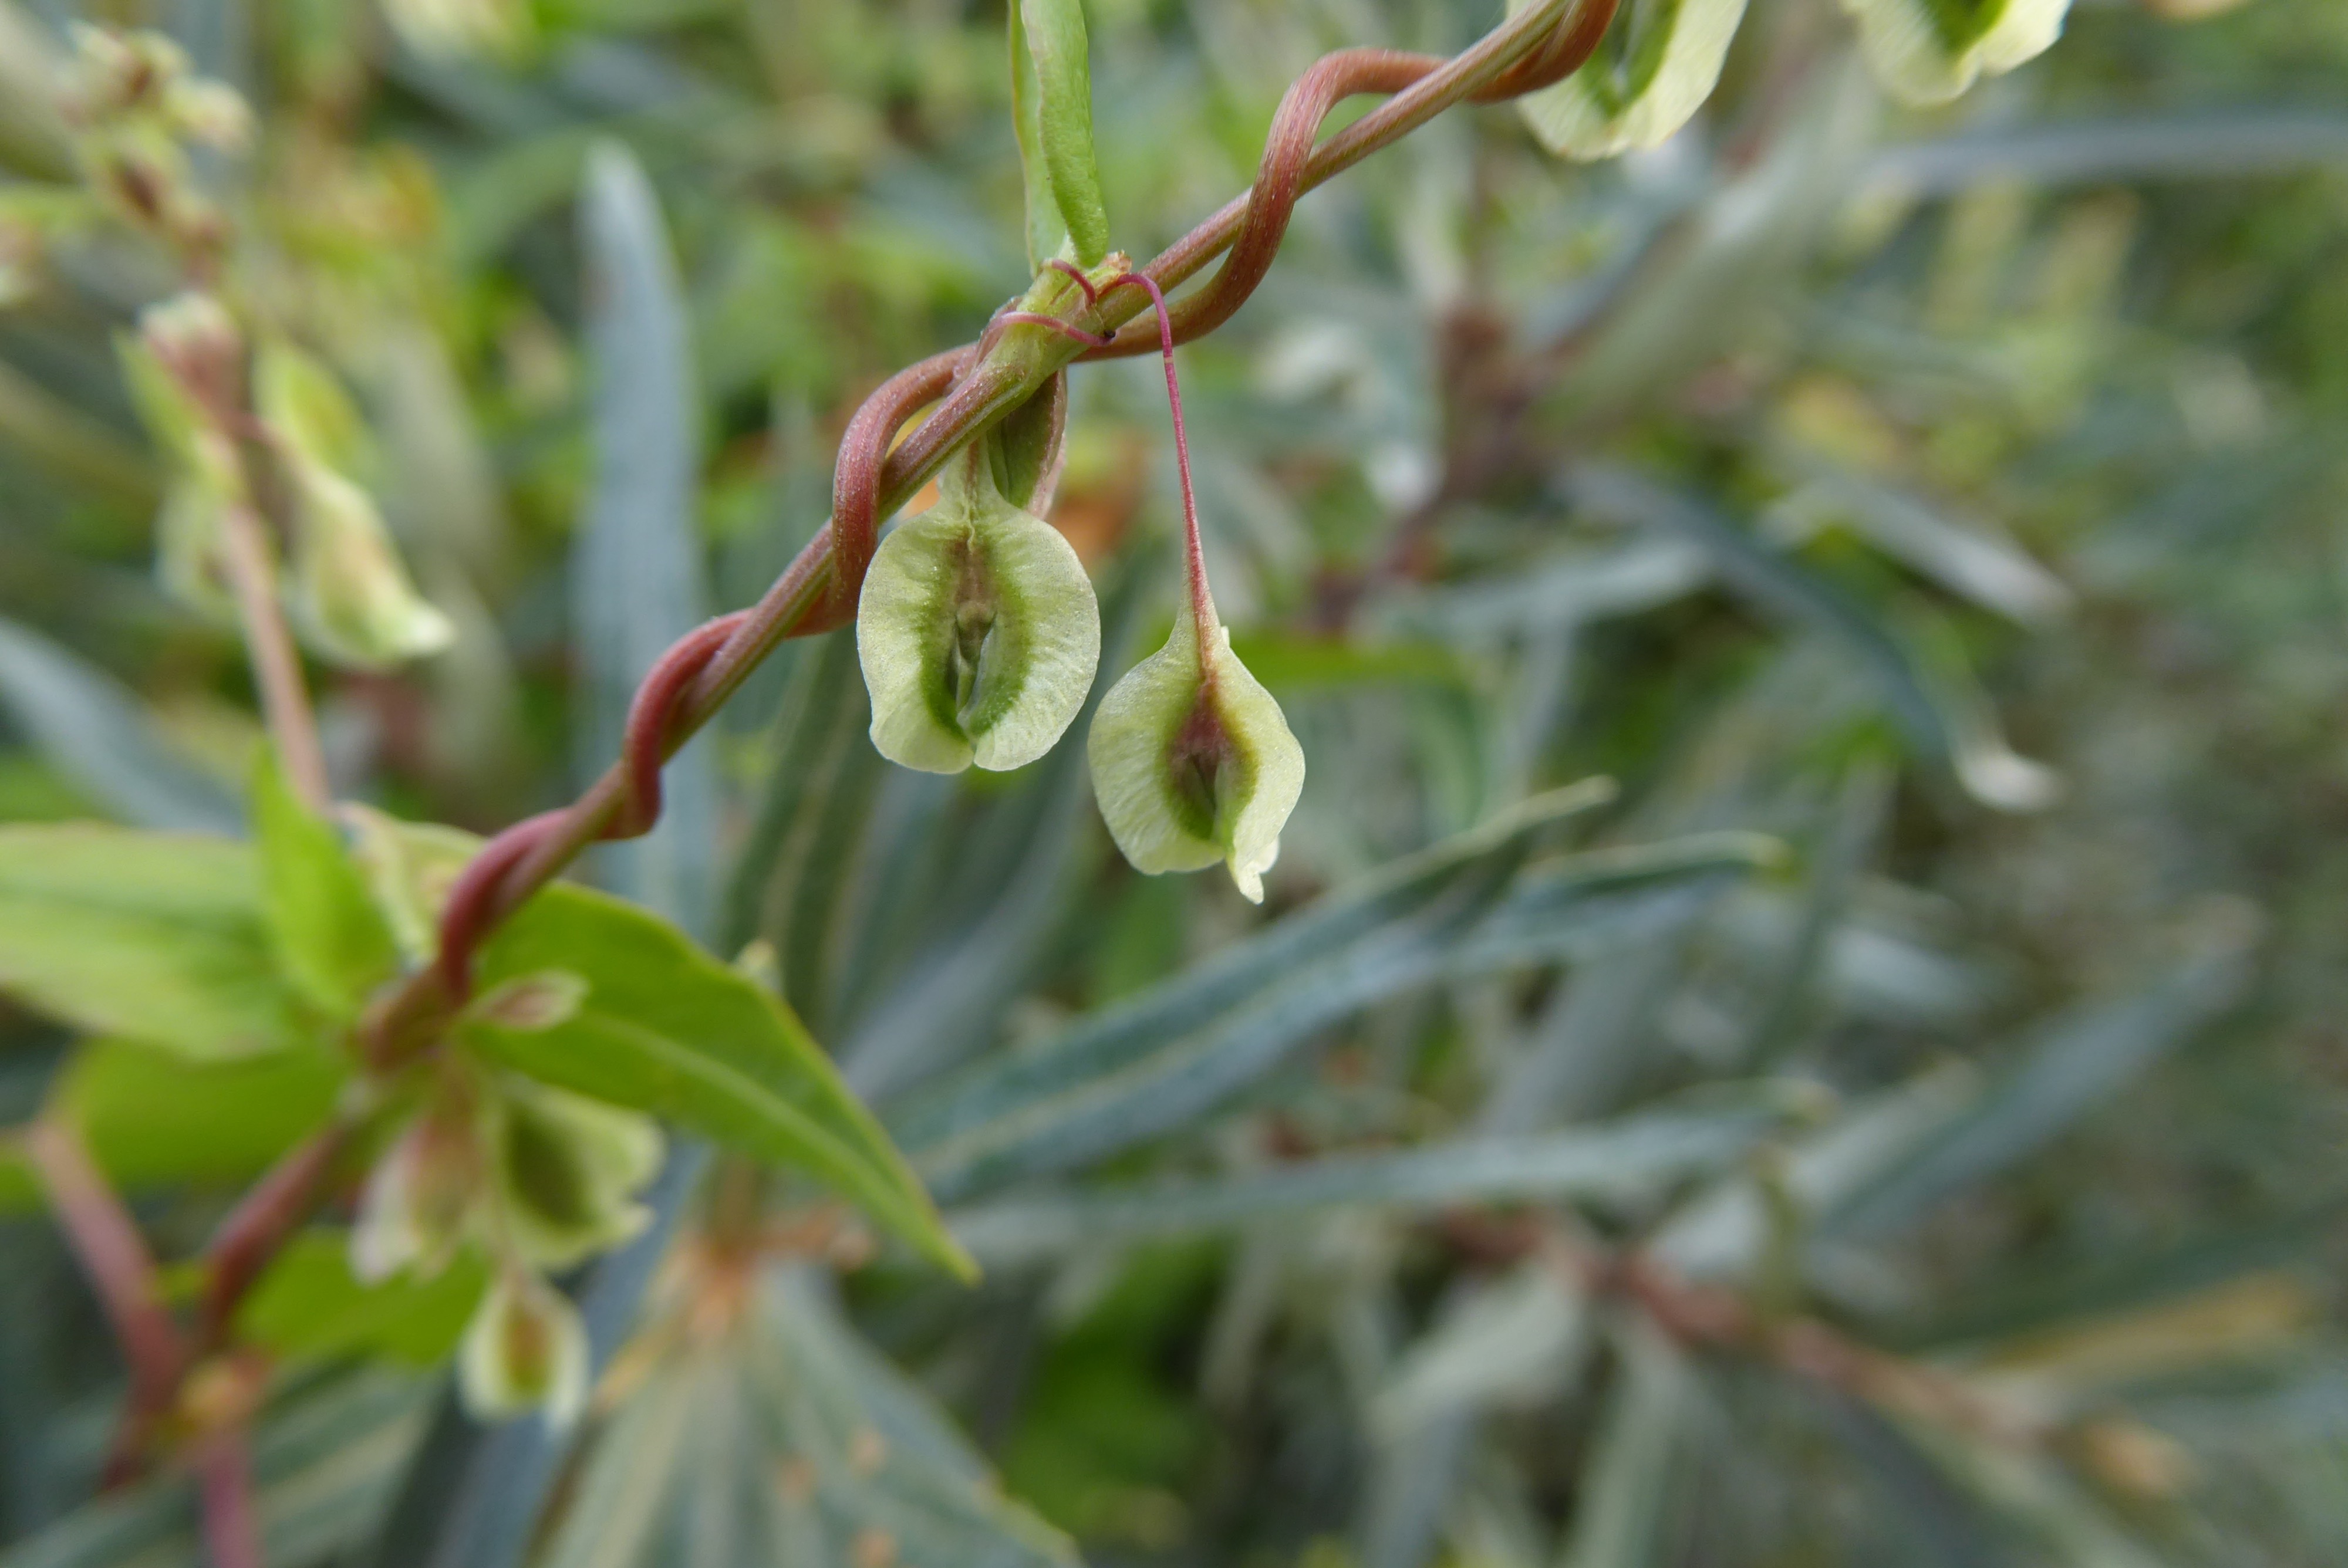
[575,139,717,931]
[721,630,885,1033]
[897,790,1777,1199]
[1557,1321,1690,1568]
[1838,0,2072,106]
[0,1035,345,1210]
[1514,0,1753,160]
[948,1100,1794,1265]
[1010,0,1109,268]
[0,824,312,1059]
[0,616,241,834]
[236,1230,488,1368]
[462,882,973,1280]
[253,752,402,1020]
[538,1266,1076,1568]
[0,1371,427,1568]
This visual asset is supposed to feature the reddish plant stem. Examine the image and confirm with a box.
[196,1430,264,1568]
[196,1117,359,1354]
[26,1121,187,1425]
[214,499,330,812]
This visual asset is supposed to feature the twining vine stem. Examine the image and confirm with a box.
[160,0,1621,1481]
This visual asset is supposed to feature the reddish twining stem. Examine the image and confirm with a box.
[26,1121,187,1425]
[341,0,1618,1062]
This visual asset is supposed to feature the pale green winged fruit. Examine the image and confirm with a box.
[489,1074,664,1272]
[857,442,1100,773]
[1088,592,1304,905]
[1838,0,2071,105]
[255,341,456,670]
[459,1268,590,1427]
[1511,0,1752,160]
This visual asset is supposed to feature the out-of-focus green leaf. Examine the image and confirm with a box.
[252,752,400,1020]
[1826,942,2252,1240]
[237,1232,488,1369]
[899,795,1777,1198]
[0,1035,345,1209]
[1373,1262,1591,1435]
[949,1100,1793,1264]
[0,1373,428,1568]
[1567,463,2057,811]
[1010,0,1108,268]
[573,140,716,934]
[463,882,972,1279]
[0,824,311,1059]
[1557,1320,1689,1568]
[720,631,882,1030]
[539,1266,1074,1568]
[0,619,240,834]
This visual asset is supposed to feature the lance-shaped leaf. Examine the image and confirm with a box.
[858,457,1100,776]
[1087,599,1304,903]
[1010,0,1110,268]
[0,824,311,1060]
[252,751,402,1022]
[1514,0,1752,160]
[255,341,454,670]
[460,880,976,1280]
[1838,0,2071,106]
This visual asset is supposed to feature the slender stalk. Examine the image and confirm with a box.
[197,1430,265,1568]
[25,1121,185,1417]
[197,1116,359,1353]
[214,499,330,811]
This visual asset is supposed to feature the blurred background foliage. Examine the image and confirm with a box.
[4,0,2348,1564]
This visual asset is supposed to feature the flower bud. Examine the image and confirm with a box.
[1087,603,1304,903]
[490,1077,663,1272]
[460,1268,589,1427]
[857,450,1100,773]
[256,343,455,669]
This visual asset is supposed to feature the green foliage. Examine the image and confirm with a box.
[464,881,974,1280]
[1011,0,1111,269]
[251,753,400,1021]
[0,824,312,1059]
[237,1232,488,1370]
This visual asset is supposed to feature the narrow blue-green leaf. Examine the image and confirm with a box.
[1861,110,2348,200]
[1823,944,2252,1240]
[1010,0,1108,267]
[0,618,240,834]
[252,752,401,1021]
[949,1101,1791,1265]
[899,815,1775,1200]
[574,140,716,935]
[463,881,971,1279]
[1566,463,2053,809]
[0,1373,428,1568]
[0,825,310,1060]
[1557,1324,1689,1568]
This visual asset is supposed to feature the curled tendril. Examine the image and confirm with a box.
[373,0,1621,1060]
